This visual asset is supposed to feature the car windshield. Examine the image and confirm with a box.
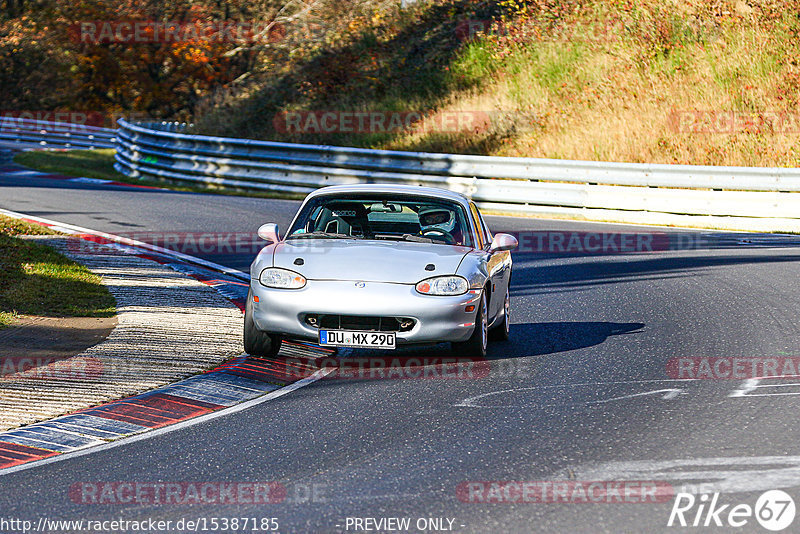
[286,194,474,247]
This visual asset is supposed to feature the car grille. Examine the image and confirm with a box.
[304,314,415,332]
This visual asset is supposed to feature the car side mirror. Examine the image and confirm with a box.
[489,233,518,253]
[257,223,280,243]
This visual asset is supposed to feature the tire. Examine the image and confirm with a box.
[452,290,488,358]
[489,287,510,341]
[244,291,282,358]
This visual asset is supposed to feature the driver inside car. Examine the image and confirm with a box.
[417,207,464,245]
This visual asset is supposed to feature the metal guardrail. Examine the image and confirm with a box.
[114,119,800,223]
[0,118,116,149]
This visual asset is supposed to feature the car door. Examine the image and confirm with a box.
[469,203,508,322]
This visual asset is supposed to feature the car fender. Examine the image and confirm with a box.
[456,250,491,319]
[250,243,277,279]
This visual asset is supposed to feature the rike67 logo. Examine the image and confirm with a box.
[668,490,796,531]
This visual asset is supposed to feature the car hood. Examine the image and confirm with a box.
[272,239,471,284]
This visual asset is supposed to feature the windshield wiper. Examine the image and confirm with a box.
[374,233,434,243]
[286,231,352,240]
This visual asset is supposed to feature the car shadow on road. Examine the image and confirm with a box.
[487,321,645,359]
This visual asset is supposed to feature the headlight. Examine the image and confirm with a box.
[415,275,468,296]
[259,268,306,289]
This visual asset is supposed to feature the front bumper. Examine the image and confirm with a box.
[250,279,481,344]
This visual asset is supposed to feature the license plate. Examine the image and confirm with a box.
[319,330,396,349]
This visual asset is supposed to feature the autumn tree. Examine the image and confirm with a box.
[1,0,321,123]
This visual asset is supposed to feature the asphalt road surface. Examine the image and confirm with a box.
[2,170,800,533]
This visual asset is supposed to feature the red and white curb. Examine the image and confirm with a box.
[0,346,333,474]
[0,206,335,475]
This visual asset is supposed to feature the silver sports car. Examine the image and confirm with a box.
[245,184,518,358]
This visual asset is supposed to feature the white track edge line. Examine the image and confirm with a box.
[0,366,334,477]
[0,207,248,280]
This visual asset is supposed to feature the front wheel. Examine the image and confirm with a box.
[489,288,510,341]
[244,291,282,358]
[452,291,488,358]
